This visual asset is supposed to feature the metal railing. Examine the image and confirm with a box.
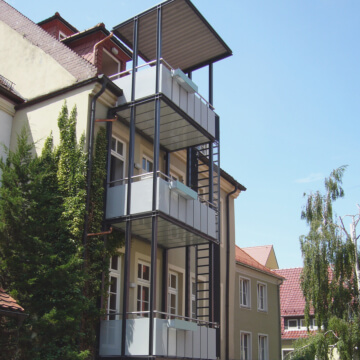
[108,170,218,212]
[0,74,15,91]
[102,310,219,328]
[108,58,214,110]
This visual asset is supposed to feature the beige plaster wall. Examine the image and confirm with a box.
[0,22,76,100]
[10,85,96,155]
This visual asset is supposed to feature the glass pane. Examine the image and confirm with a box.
[111,256,118,270]
[111,137,116,151]
[147,160,153,172]
[170,274,177,289]
[110,156,124,186]
[142,158,146,170]
[110,276,117,293]
[117,141,123,156]
[171,294,176,308]
[142,265,150,281]
[138,264,142,279]
[192,282,196,295]
[109,293,116,310]
[137,285,141,301]
[143,286,149,301]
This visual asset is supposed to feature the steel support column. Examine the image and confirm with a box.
[121,16,138,357]
[209,63,213,106]
[185,246,191,318]
[149,5,162,356]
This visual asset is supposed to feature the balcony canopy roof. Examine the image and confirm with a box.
[112,0,232,73]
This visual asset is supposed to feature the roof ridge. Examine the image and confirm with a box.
[0,0,97,81]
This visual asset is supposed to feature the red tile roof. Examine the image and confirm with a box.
[282,330,310,340]
[273,267,312,316]
[235,246,284,280]
[242,245,273,267]
[0,288,24,313]
[0,0,97,82]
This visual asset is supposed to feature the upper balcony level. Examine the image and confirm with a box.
[111,60,216,152]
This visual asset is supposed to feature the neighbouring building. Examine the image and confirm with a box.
[235,246,284,360]
[242,245,279,270]
[0,288,26,358]
[273,267,318,359]
[0,1,250,359]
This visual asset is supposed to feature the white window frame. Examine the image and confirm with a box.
[257,282,267,312]
[137,261,150,317]
[258,334,268,360]
[282,348,294,360]
[107,255,121,320]
[239,276,251,308]
[240,331,252,360]
[110,135,126,186]
[168,271,178,316]
[58,30,67,40]
[287,319,298,330]
[142,155,153,173]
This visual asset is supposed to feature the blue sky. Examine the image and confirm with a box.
[9,0,360,268]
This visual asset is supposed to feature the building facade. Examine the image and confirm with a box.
[0,0,248,359]
[235,246,283,360]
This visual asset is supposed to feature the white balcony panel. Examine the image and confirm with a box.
[113,64,215,138]
[106,178,217,239]
[99,318,216,359]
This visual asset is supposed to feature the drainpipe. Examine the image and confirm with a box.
[94,32,114,70]
[83,75,109,255]
[226,185,238,360]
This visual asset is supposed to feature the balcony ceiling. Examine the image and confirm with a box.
[114,96,213,152]
[112,0,232,73]
[112,215,214,249]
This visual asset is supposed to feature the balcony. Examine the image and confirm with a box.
[106,172,218,247]
[99,312,217,359]
[110,60,217,152]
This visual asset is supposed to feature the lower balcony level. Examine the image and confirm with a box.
[99,313,217,359]
[106,173,218,248]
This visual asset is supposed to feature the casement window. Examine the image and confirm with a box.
[239,277,250,308]
[282,349,294,359]
[110,136,125,187]
[287,319,298,330]
[107,255,121,320]
[142,155,153,173]
[168,271,178,316]
[258,334,268,360]
[240,331,251,360]
[59,31,67,40]
[191,281,196,319]
[137,262,150,317]
[300,318,317,330]
[257,282,267,311]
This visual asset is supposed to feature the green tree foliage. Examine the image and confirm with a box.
[0,103,123,359]
[296,166,360,359]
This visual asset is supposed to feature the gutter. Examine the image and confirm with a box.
[225,184,238,360]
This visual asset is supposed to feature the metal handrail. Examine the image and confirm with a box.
[108,58,214,110]
[102,310,219,328]
[108,170,218,211]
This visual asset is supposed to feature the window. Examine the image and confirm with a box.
[168,271,178,316]
[110,136,125,187]
[240,332,251,360]
[142,156,153,173]
[258,334,268,360]
[240,277,250,307]
[59,31,67,40]
[257,282,267,311]
[107,256,121,320]
[282,349,294,359]
[287,319,298,330]
[191,281,196,319]
[137,262,150,317]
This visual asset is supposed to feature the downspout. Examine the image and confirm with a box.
[93,32,114,70]
[226,185,238,360]
[83,75,109,254]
